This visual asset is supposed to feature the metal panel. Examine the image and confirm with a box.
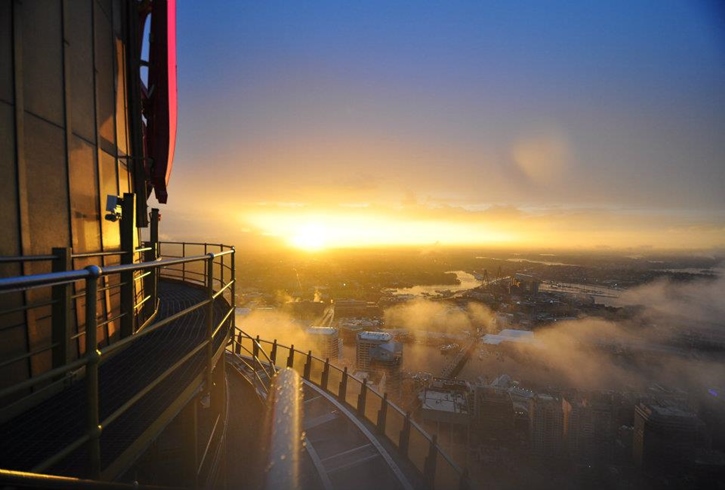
[94,1,116,154]
[24,114,70,257]
[69,135,101,252]
[0,102,19,258]
[0,1,12,104]
[21,0,64,126]
[68,0,96,143]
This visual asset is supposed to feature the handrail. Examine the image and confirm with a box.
[0,242,236,482]
[228,328,470,490]
[0,468,182,489]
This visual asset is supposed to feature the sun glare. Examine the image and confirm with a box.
[245,210,518,250]
[290,223,329,251]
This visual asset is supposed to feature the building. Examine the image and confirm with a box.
[529,394,565,458]
[355,331,402,370]
[563,392,617,463]
[306,326,341,361]
[420,379,472,426]
[472,385,514,441]
[633,401,703,472]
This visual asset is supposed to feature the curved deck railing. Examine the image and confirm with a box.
[229,330,471,490]
[0,243,235,485]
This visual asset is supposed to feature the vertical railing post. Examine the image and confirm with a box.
[338,367,348,403]
[120,193,135,338]
[303,351,312,380]
[321,358,329,391]
[230,246,236,332]
[270,339,278,365]
[206,254,215,394]
[51,247,72,368]
[143,208,160,319]
[399,411,412,458]
[234,331,242,355]
[182,243,186,282]
[286,345,295,369]
[424,434,438,486]
[377,392,388,434]
[253,335,260,359]
[357,379,367,417]
[84,266,102,478]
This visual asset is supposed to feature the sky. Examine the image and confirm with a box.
[161,1,725,251]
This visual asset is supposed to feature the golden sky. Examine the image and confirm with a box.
[160,2,725,251]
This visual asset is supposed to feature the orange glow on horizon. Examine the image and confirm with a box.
[244,210,518,250]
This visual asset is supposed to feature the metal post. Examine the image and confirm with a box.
[120,193,136,338]
[338,367,348,403]
[377,393,388,434]
[253,335,260,359]
[270,339,277,365]
[206,254,215,394]
[321,358,329,391]
[143,208,160,319]
[399,411,411,458]
[303,351,312,380]
[230,246,236,333]
[84,266,102,478]
[286,345,295,369]
[51,247,72,368]
[234,331,242,355]
[357,379,367,417]
[424,434,438,485]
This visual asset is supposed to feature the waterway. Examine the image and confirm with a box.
[391,270,482,297]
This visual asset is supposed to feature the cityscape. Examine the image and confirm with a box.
[236,247,725,488]
[1,1,723,490]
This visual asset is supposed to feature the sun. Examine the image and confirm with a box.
[290,223,329,251]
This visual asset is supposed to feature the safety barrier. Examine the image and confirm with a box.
[229,329,471,490]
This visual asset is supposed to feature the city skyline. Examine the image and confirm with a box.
[163,1,725,250]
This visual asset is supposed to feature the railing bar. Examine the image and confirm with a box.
[0,358,87,400]
[0,468,179,489]
[0,343,59,369]
[100,299,211,357]
[0,298,58,319]
[0,254,57,263]
[211,308,234,339]
[211,279,233,299]
[102,340,209,429]
[31,434,90,473]
[96,312,126,329]
[196,413,221,477]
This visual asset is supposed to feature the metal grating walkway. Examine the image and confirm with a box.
[0,280,230,478]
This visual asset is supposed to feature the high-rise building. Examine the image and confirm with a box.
[529,394,565,458]
[306,326,340,361]
[563,392,617,464]
[633,401,702,472]
[355,331,402,370]
[473,385,514,441]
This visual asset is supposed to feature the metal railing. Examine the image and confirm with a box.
[0,242,236,484]
[229,330,471,490]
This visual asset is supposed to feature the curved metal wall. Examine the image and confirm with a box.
[0,0,144,386]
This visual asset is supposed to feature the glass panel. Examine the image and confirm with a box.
[114,38,129,156]
[326,366,343,398]
[0,104,19,257]
[364,390,383,426]
[434,452,460,490]
[385,407,405,450]
[408,429,430,473]
[345,375,362,410]
[307,357,324,386]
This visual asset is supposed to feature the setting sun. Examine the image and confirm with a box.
[290,223,329,251]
